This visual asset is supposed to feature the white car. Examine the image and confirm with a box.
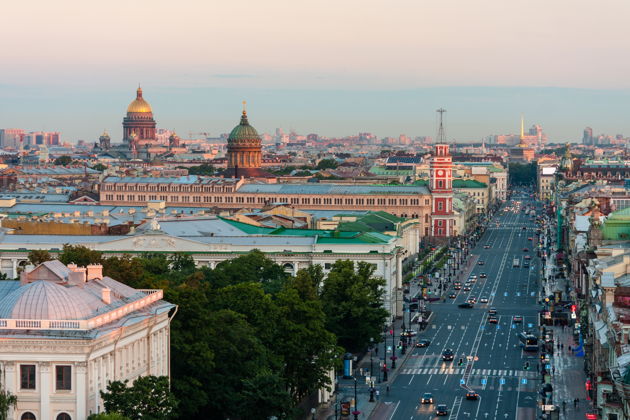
[480,297,489,303]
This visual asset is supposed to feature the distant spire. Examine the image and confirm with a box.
[137,85,143,99]
[436,108,447,144]
[520,115,524,140]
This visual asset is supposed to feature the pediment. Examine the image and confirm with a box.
[95,233,210,252]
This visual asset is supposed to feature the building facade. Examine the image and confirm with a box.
[0,260,175,420]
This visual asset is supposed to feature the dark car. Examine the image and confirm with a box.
[524,255,531,260]
[436,404,449,416]
[523,248,529,252]
[488,316,498,324]
[416,339,431,348]
[479,273,487,278]
[463,286,471,291]
[484,244,491,249]
[442,349,454,361]
[488,307,497,315]
[458,302,474,309]
[478,260,485,265]
[513,315,523,323]
[449,292,457,299]
[522,226,527,230]
[454,285,462,290]
[466,391,479,400]
[421,392,433,404]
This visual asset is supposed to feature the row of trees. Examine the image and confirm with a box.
[28,246,389,419]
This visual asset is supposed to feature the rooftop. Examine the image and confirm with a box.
[237,183,430,196]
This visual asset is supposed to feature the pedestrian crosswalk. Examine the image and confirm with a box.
[400,367,538,378]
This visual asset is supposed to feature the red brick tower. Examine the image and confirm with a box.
[430,109,456,237]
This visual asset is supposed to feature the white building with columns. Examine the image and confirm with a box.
[0,260,175,420]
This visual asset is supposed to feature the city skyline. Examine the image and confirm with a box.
[2,0,630,142]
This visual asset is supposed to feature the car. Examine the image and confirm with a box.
[402,329,417,337]
[466,391,479,400]
[436,404,449,416]
[449,293,456,299]
[478,260,485,265]
[458,302,474,308]
[463,286,471,291]
[528,237,533,241]
[403,288,410,294]
[442,349,454,361]
[488,316,498,324]
[454,281,462,286]
[416,339,431,348]
[467,297,477,304]
[480,296,489,303]
[522,226,527,230]
[464,281,472,287]
[513,315,523,323]
[454,285,461,290]
[421,392,434,404]
[524,255,531,260]
[523,248,529,252]
[479,273,487,278]
[488,307,497,315]
[484,244,491,249]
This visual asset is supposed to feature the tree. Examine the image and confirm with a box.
[320,260,389,353]
[103,255,147,289]
[92,163,108,171]
[209,250,289,294]
[54,155,72,166]
[58,244,103,267]
[509,162,537,186]
[100,376,177,420]
[185,163,216,176]
[274,276,340,401]
[87,413,131,420]
[316,158,338,170]
[168,253,196,273]
[27,249,52,266]
[240,371,295,420]
[0,384,16,420]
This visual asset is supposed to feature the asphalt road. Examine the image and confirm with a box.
[381,194,543,420]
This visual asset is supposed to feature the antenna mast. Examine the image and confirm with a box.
[436,108,447,143]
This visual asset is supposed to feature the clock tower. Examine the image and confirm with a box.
[430,109,456,237]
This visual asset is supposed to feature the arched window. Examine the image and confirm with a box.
[21,413,36,420]
[56,413,71,420]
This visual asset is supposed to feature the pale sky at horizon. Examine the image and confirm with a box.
[1,0,630,142]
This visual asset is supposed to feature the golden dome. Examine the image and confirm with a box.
[126,87,153,114]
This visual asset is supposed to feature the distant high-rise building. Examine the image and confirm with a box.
[582,127,593,145]
[0,129,25,149]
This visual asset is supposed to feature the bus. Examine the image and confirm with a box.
[518,332,539,351]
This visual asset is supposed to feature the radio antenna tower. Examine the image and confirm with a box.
[436,108,447,144]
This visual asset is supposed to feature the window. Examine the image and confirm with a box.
[438,180,443,189]
[55,365,71,390]
[21,413,36,420]
[56,414,71,420]
[20,365,35,390]
[324,263,332,269]
[438,202,443,211]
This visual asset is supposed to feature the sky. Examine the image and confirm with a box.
[1,0,630,143]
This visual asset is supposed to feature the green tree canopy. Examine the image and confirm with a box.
[316,158,338,170]
[91,163,108,171]
[100,376,177,420]
[320,260,389,352]
[27,249,52,266]
[59,244,103,267]
[209,250,289,294]
[87,413,131,420]
[509,162,537,186]
[184,163,215,176]
[54,155,72,166]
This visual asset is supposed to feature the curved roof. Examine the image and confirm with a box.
[127,87,153,114]
[0,281,93,320]
[228,111,260,144]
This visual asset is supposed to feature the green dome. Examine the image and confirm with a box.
[228,111,260,143]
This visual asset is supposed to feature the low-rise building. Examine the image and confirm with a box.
[0,260,175,420]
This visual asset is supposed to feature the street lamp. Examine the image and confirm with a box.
[369,338,374,378]
[352,377,360,420]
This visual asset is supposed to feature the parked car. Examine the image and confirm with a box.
[416,339,431,348]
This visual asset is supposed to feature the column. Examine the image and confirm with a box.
[11,259,17,279]
[40,362,51,420]
[76,362,87,420]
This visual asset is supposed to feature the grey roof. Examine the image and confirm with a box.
[237,183,430,195]
[104,175,239,185]
[0,193,71,203]
[157,217,248,237]
[0,281,93,320]
[20,167,99,175]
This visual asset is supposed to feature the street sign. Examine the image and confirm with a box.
[530,292,535,296]
[504,292,508,297]
[496,325,501,330]
[521,378,527,384]
[527,323,533,328]
[481,378,487,385]
[500,378,506,385]
[512,324,516,329]
[460,379,465,384]
[516,292,521,296]
[387,346,392,352]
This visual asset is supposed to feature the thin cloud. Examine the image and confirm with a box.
[212,74,255,79]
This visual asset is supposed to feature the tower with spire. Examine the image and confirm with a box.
[429,108,456,237]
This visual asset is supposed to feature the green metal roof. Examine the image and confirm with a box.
[602,207,630,240]
[453,179,487,188]
[228,112,260,143]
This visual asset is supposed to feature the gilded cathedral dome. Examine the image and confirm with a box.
[127,87,153,114]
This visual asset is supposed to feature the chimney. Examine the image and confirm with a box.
[86,264,103,281]
[101,288,111,304]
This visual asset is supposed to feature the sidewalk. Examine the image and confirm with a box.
[547,325,591,419]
